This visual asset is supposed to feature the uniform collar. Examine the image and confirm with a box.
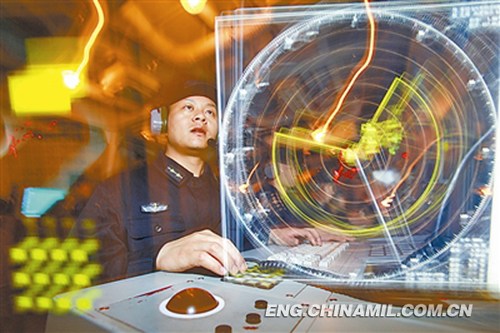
[155,153,211,187]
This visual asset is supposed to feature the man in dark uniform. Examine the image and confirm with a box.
[76,80,342,283]
[75,81,246,282]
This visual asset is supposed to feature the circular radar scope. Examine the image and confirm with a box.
[221,7,496,281]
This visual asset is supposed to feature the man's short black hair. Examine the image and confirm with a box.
[166,80,217,106]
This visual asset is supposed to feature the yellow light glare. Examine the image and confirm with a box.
[180,0,207,14]
[8,65,86,115]
[62,70,81,89]
[311,128,326,143]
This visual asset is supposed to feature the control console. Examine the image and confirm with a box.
[45,271,499,332]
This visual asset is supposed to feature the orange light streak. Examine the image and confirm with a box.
[381,139,437,207]
[312,0,376,142]
[79,0,105,76]
[239,162,261,193]
[63,0,105,89]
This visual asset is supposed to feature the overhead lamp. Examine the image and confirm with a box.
[180,0,207,15]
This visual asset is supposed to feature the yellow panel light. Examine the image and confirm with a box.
[35,295,53,311]
[9,247,28,264]
[33,272,51,286]
[53,273,70,286]
[62,238,79,250]
[73,273,91,287]
[82,239,100,252]
[75,296,93,312]
[8,64,86,116]
[17,236,39,249]
[71,248,89,263]
[51,248,68,262]
[54,296,72,314]
[30,247,48,261]
[82,263,102,277]
[12,271,31,288]
[14,295,34,312]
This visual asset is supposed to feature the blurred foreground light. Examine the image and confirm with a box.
[8,65,87,116]
[180,0,207,14]
[14,295,34,312]
[54,296,72,314]
[311,128,326,143]
[62,70,81,89]
[7,37,87,116]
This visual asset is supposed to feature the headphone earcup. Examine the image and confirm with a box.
[150,106,169,134]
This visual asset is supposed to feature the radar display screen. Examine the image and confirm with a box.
[216,1,498,289]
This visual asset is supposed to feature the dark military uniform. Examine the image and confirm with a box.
[76,153,220,282]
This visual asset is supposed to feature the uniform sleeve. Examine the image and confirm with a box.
[76,181,128,283]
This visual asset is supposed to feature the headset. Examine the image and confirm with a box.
[150,106,218,152]
[150,106,169,134]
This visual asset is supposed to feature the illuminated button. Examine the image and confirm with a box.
[245,313,261,325]
[20,236,39,248]
[215,324,232,333]
[71,248,89,262]
[154,225,163,233]
[75,296,93,312]
[35,295,53,311]
[73,273,91,287]
[166,287,218,314]
[82,239,99,252]
[254,300,268,310]
[51,248,68,262]
[41,237,59,249]
[30,248,48,261]
[53,273,70,286]
[82,263,102,278]
[33,272,50,286]
[12,271,31,288]
[54,296,72,314]
[14,295,34,312]
[61,238,79,250]
[9,247,28,264]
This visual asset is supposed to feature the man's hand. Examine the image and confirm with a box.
[269,227,322,246]
[316,228,355,243]
[269,227,354,246]
[156,229,247,276]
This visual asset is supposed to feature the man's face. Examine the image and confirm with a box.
[167,95,218,155]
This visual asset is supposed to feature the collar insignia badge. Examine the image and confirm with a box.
[167,166,183,180]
